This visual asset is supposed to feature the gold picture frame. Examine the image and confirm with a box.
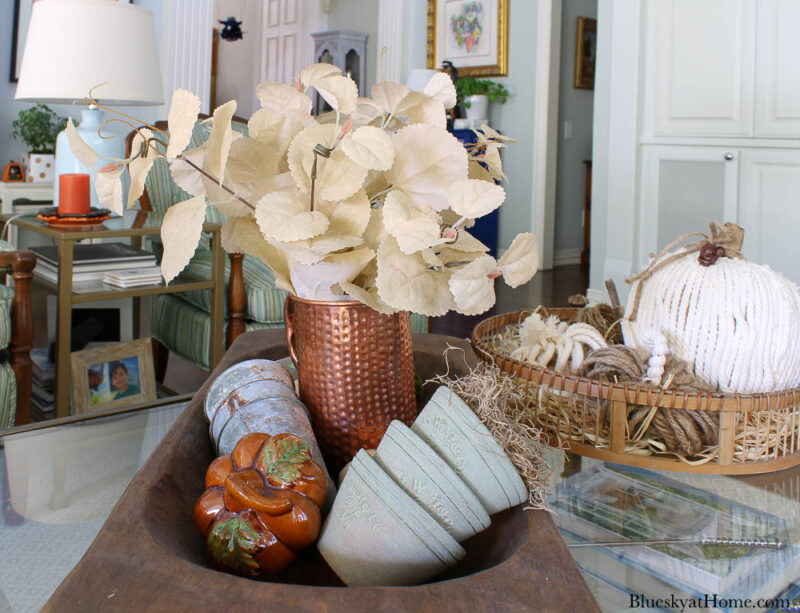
[574,16,597,90]
[427,0,509,77]
[70,338,156,414]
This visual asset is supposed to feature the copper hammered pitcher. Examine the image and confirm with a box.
[284,295,417,471]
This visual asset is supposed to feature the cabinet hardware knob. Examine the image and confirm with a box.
[724,153,734,161]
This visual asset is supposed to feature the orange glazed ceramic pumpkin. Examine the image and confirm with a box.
[194,432,328,577]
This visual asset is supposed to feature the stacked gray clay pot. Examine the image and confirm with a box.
[204,359,335,501]
[318,386,527,587]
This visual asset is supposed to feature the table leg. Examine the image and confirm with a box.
[209,231,225,371]
[55,240,73,418]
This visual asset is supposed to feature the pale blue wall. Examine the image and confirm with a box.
[487,0,539,252]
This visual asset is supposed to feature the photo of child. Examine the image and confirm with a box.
[88,356,141,406]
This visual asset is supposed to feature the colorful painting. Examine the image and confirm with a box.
[449,2,485,54]
[428,0,508,77]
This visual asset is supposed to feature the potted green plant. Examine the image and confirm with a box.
[456,78,509,121]
[11,103,67,183]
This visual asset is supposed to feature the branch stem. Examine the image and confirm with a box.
[175,155,255,211]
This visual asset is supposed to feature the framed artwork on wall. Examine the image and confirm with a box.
[71,338,156,414]
[427,0,509,77]
[574,16,597,90]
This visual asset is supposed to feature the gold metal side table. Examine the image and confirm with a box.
[2,210,225,418]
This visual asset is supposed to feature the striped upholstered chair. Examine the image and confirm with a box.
[130,118,426,375]
[0,241,35,427]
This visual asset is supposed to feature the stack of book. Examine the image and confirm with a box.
[103,266,163,288]
[31,242,158,285]
[30,347,55,419]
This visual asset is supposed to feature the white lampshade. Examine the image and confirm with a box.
[406,69,439,93]
[15,0,163,105]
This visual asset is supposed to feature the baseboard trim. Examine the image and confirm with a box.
[586,287,605,305]
[553,248,582,266]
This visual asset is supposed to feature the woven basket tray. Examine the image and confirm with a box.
[471,308,800,475]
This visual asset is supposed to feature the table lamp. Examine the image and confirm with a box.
[14,0,164,211]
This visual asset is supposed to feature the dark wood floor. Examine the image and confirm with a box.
[430,264,589,338]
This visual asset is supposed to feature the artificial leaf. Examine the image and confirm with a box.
[65,118,97,168]
[477,123,516,146]
[349,97,383,128]
[202,172,252,217]
[226,137,280,199]
[312,74,358,114]
[441,208,475,229]
[448,255,497,315]
[468,159,494,183]
[221,217,293,292]
[446,229,490,253]
[448,179,506,219]
[483,143,506,181]
[376,237,454,316]
[340,126,394,171]
[270,239,325,265]
[404,95,447,129]
[497,232,539,287]
[387,124,468,212]
[320,189,371,237]
[434,246,485,266]
[205,100,237,182]
[290,247,374,300]
[94,163,124,215]
[318,148,367,202]
[255,81,312,115]
[423,72,457,109]
[160,193,207,284]
[169,146,206,196]
[127,128,155,208]
[255,191,329,242]
[308,234,363,256]
[166,89,201,160]
[207,517,261,576]
[259,436,311,484]
[299,63,341,87]
[362,207,388,251]
[248,106,312,165]
[340,282,395,313]
[383,189,444,254]
[371,82,411,116]
[287,123,336,193]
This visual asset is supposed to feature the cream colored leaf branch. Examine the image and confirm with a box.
[160,193,208,284]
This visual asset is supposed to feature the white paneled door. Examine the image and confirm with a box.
[647,0,755,137]
[755,0,800,138]
[259,0,318,85]
[739,149,800,283]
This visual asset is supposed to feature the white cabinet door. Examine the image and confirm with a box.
[739,149,800,283]
[647,0,755,137]
[754,0,800,137]
[638,146,739,270]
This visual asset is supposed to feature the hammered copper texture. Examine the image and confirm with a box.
[285,296,416,471]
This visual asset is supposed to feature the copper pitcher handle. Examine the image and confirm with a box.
[284,296,298,366]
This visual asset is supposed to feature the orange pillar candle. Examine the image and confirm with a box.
[58,174,91,215]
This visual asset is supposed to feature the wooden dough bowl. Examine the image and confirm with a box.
[45,331,599,612]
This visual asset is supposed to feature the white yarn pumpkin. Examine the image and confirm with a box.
[622,248,800,394]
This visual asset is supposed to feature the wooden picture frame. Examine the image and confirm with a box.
[427,0,508,77]
[71,338,156,414]
[574,17,597,90]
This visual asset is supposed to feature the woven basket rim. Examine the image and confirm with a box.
[470,309,800,412]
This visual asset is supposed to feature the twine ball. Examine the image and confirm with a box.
[622,250,800,394]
